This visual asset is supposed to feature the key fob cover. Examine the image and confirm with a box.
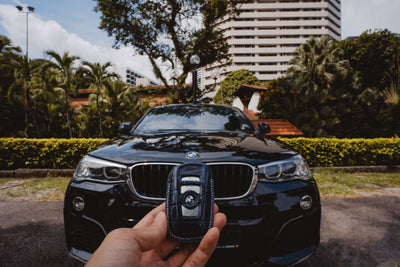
[166,163,214,242]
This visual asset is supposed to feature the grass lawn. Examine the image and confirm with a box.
[0,176,71,201]
[313,169,400,198]
[0,170,399,200]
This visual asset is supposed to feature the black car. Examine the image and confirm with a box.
[64,104,321,266]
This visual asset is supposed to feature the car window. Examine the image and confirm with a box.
[134,105,255,133]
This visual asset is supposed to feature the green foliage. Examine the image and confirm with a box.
[0,138,107,169]
[281,138,400,167]
[213,69,260,104]
[258,78,295,120]
[79,80,153,138]
[94,0,248,99]
[338,29,400,90]
[0,38,153,139]
[77,61,119,137]
[1,138,399,170]
[259,30,400,138]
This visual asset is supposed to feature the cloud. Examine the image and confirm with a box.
[0,4,156,81]
[342,0,400,38]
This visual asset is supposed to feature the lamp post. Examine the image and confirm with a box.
[171,69,179,86]
[16,5,35,125]
[190,55,200,104]
[211,69,221,104]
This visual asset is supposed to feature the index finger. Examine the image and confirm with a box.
[134,203,166,229]
[136,203,218,229]
[182,227,220,267]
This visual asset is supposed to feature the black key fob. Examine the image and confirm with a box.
[166,163,214,242]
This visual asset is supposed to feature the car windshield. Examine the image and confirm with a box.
[133,105,255,134]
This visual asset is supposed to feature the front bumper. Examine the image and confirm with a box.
[64,179,321,266]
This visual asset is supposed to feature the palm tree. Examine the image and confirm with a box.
[0,36,22,90]
[383,51,400,106]
[288,36,347,100]
[286,36,349,136]
[45,50,79,138]
[78,61,118,137]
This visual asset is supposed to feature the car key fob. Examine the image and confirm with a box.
[166,163,214,242]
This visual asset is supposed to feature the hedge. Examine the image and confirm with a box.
[280,138,400,167]
[0,138,107,170]
[0,138,399,170]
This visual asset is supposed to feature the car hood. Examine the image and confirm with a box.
[89,132,296,166]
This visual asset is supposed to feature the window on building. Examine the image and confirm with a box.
[259,71,278,74]
[260,53,277,57]
[259,44,276,48]
[259,62,278,65]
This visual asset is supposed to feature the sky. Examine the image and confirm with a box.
[1,0,400,82]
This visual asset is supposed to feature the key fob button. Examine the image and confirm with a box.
[181,185,200,194]
[181,206,199,217]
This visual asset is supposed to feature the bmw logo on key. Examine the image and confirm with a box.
[185,194,196,205]
[185,151,199,159]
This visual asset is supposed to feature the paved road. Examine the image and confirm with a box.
[0,196,399,266]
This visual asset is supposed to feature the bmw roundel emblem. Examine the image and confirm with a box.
[185,194,196,204]
[185,151,199,159]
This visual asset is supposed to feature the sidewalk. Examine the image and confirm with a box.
[0,166,399,178]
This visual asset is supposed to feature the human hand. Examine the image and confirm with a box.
[86,203,227,267]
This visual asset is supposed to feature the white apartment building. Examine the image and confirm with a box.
[124,67,158,87]
[202,0,341,88]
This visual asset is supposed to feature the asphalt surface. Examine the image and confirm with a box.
[0,196,399,267]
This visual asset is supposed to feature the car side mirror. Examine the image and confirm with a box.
[258,121,271,137]
[119,122,132,135]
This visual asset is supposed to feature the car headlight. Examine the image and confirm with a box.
[74,156,128,182]
[258,155,311,182]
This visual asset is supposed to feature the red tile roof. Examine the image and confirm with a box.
[238,84,269,91]
[77,89,94,94]
[243,110,303,137]
[71,98,89,110]
[233,84,269,107]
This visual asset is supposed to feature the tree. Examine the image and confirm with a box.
[338,29,400,91]
[288,36,350,137]
[0,35,22,94]
[78,80,151,137]
[78,61,118,137]
[4,55,46,137]
[94,0,248,101]
[336,30,400,137]
[45,50,79,138]
[29,58,71,138]
[213,69,260,105]
[258,37,349,137]
[258,78,296,120]
[0,36,25,137]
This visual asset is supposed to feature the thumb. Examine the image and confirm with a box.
[131,211,168,252]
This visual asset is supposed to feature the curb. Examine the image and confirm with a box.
[311,165,400,173]
[0,166,400,178]
[0,169,74,178]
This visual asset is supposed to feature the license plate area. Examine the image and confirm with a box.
[217,224,240,248]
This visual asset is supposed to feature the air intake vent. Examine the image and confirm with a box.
[130,163,255,200]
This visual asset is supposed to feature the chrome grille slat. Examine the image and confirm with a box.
[129,162,256,200]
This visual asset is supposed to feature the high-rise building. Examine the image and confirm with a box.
[202,0,341,88]
[124,67,158,87]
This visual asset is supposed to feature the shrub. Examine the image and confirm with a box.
[0,138,399,169]
[0,138,107,170]
[280,138,400,167]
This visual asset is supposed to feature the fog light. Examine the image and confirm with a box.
[72,196,85,211]
[300,195,312,210]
